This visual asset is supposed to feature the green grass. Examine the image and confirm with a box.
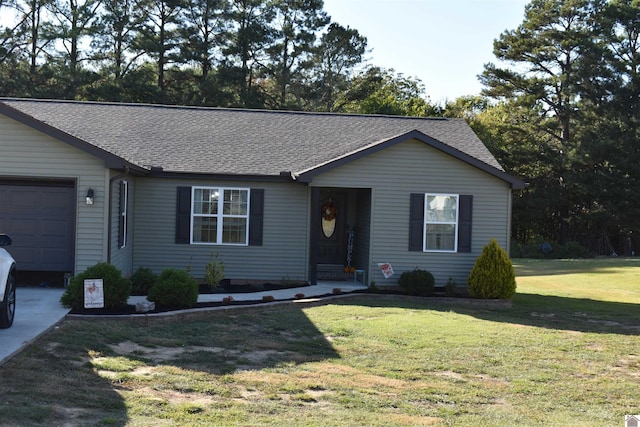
[1,257,639,426]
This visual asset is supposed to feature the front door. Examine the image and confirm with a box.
[317,192,346,265]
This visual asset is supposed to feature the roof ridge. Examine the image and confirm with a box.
[0,97,450,121]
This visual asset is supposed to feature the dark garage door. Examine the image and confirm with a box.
[0,181,75,272]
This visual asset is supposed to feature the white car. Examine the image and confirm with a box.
[0,234,16,328]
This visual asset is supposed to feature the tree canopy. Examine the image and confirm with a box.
[0,0,438,112]
[2,0,640,255]
[478,0,640,255]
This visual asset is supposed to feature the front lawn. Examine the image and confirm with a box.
[0,258,638,426]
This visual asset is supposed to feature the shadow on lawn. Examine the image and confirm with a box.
[153,307,341,375]
[0,345,128,425]
[345,293,640,335]
[0,306,340,426]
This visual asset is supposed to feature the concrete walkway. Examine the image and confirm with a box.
[0,281,367,366]
[0,287,69,366]
[128,281,367,305]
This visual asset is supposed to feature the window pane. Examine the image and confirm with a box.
[222,217,247,243]
[194,189,218,214]
[223,189,248,215]
[193,217,218,243]
[425,224,456,251]
[427,195,457,222]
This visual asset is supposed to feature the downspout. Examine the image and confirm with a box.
[107,167,130,263]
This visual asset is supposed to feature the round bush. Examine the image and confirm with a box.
[468,239,517,299]
[131,267,157,296]
[147,268,198,308]
[60,262,131,310]
[398,268,435,296]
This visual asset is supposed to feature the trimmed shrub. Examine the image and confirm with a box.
[61,262,131,310]
[468,239,516,299]
[398,268,435,296]
[147,268,198,308]
[130,267,157,296]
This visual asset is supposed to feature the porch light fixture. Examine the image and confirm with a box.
[86,188,95,205]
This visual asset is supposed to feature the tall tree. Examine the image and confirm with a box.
[305,22,367,111]
[265,0,329,108]
[179,0,228,80]
[44,0,102,97]
[133,0,186,99]
[222,0,274,107]
[91,0,143,90]
[481,0,598,244]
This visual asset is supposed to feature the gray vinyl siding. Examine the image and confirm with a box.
[0,115,109,274]
[109,174,134,277]
[310,138,512,287]
[132,177,309,282]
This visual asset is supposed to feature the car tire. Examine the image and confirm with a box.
[0,274,15,329]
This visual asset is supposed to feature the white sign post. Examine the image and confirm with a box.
[84,279,105,309]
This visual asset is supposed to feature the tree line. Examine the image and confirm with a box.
[2,0,640,255]
[0,0,437,114]
[474,0,640,256]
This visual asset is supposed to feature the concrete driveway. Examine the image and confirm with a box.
[0,287,69,366]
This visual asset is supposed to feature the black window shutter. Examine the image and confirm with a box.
[175,187,192,244]
[118,181,127,248]
[458,195,473,253]
[249,189,264,246]
[409,193,425,251]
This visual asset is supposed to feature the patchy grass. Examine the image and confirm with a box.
[1,258,639,426]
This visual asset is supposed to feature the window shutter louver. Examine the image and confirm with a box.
[118,181,127,248]
[175,187,191,244]
[409,193,425,251]
[458,195,473,253]
[249,189,264,246]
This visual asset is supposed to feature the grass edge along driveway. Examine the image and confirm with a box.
[1,257,639,426]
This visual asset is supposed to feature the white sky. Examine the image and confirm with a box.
[323,0,530,104]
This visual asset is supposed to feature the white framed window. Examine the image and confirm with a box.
[191,187,250,245]
[424,193,459,252]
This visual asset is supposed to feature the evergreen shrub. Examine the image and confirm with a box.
[130,267,157,296]
[398,268,435,296]
[147,268,198,308]
[61,262,131,310]
[468,239,516,299]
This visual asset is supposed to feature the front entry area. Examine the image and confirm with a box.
[310,187,371,284]
[318,191,347,265]
[0,179,76,284]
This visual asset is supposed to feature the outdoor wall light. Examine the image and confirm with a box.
[86,188,95,205]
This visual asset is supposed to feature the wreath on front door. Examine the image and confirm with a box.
[322,201,337,221]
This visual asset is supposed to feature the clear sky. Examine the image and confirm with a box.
[322,0,530,104]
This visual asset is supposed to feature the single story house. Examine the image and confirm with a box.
[0,98,525,288]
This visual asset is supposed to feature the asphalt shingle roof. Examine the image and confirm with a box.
[0,98,505,177]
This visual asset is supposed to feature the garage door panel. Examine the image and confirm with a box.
[9,218,38,236]
[42,190,74,212]
[41,248,69,267]
[42,219,70,238]
[0,182,75,272]
[8,189,40,211]
[11,248,35,264]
